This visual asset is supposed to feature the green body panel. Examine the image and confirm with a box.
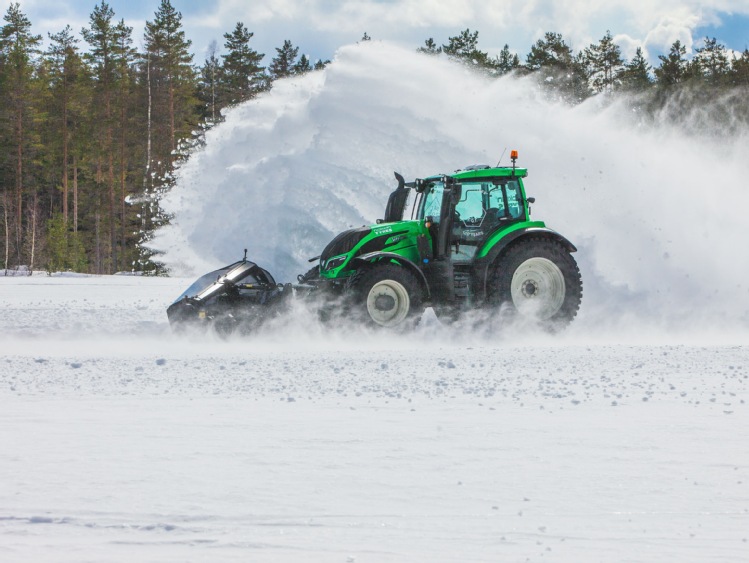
[476,220,546,258]
[319,220,427,279]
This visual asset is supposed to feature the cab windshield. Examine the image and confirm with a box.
[414,177,524,225]
[454,180,524,227]
[419,181,445,222]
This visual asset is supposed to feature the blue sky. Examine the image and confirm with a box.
[695,13,749,50]
[10,0,749,65]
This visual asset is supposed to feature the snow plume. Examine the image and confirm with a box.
[153,41,749,334]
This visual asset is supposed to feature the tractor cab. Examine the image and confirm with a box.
[439,174,526,262]
[385,163,530,265]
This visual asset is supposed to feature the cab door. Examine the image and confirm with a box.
[452,180,525,262]
[417,179,458,303]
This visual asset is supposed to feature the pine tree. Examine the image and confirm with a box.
[730,49,749,128]
[270,39,299,80]
[112,19,137,271]
[442,29,488,67]
[67,57,93,240]
[619,47,652,93]
[732,49,749,87]
[0,2,42,269]
[654,40,688,87]
[140,0,197,274]
[417,38,442,55]
[492,44,520,75]
[293,53,312,75]
[42,24,93,273]
[45,212,86,273]
[220,22,265,105]
[584,30,624,94]
[526,32,589,103]
[526,32,573,70]
[198,40,221,124]
[143,0,195,156]
[45,25,81,225]
[693,37,731,87]
[82,1,119,273]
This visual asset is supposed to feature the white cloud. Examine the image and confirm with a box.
[643,13,701,53]
[14,0,749,63]
[613,33,648,61]
[193,0,749,55]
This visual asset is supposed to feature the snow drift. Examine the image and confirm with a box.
[152,41,749,332]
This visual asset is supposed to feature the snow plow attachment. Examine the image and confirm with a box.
[167,257,292,336]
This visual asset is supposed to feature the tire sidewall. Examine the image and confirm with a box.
[348,263,423,329]
[490,238,582,328]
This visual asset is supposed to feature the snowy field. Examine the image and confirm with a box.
[1,274,748,562]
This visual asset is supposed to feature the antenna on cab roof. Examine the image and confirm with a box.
[496,148,507,167]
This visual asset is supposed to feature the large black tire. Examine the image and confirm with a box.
[346,263,424,329]
[489,237,582,330]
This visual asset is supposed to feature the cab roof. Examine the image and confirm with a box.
[452,166,528,180]
[423,166,528,182]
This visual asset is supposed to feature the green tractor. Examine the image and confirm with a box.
[167,152,582,333]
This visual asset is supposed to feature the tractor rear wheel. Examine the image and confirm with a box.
[347,263,424,329]
[489,237,582,330]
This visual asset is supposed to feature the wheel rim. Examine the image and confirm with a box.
[366,279,411,327]
[510,257,566,320]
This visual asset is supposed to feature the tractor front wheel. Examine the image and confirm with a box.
[347,264,424,329]
[489,238,582,330]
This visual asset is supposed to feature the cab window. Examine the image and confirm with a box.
[486,180,523,220]
[455,184,485,225]
[420,182,445,223]
[505,180,523,219]
[404,188,422,221]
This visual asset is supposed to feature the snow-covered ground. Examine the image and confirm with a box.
[1,274,747,562]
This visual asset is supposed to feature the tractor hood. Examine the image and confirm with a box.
[319,220,425,276]
[320,226,372,265]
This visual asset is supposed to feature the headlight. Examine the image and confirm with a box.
[325,255,347,271]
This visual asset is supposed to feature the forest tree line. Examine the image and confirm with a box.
[0,0,327,275]
[1,1,747,275]
[419,29,749,129]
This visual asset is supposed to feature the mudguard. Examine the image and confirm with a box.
[474,227,578,301]
[352,251,431,299]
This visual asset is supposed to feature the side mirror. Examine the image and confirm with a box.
[527,197,536,204]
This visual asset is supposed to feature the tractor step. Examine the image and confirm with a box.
[454,271,471,298]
